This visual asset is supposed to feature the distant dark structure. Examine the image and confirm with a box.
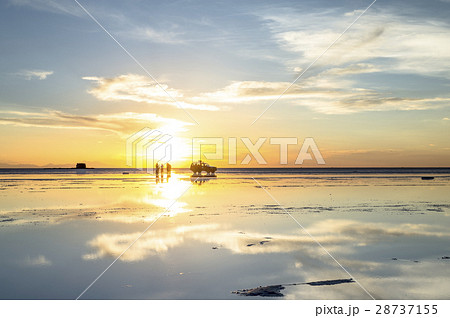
[75,163,87,169]
[190,160,217,177]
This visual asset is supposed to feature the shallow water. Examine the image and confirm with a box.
[0,169,449,299]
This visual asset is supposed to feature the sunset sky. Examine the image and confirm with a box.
[0,0,449,167]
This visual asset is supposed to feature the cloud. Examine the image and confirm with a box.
[314,63,381,77]
[83,74,220,111]
[9,0,190,46]
[198,81,301,102]
[24,255,52,266]
[195,79,450,114]
[8,0,82,16]
[80,69,450,114]
[16,70,53,80]
[261,9,450,78]
[127,27,185,44]
[0,109,192,135]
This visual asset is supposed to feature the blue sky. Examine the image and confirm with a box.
[0,0,449,167]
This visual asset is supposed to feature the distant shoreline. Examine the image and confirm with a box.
[0,167,449,175]
[0,167,449,170]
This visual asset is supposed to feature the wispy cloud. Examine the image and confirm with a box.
[83,71,450,115]
[9,0,188,45]
[127,27,185,44]
[16,69,53,80]
[24,255,52,267]
[261,9,450,78]
[8,0,83,17]
[83,74,220,111]
[195,78,450,114]
[0,109,192,135]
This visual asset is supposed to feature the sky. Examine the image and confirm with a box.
[0,0,449,167]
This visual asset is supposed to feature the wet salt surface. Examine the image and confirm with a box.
[0,171,449,299]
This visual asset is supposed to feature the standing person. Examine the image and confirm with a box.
[160,163,164,175]
[155,163,160,176]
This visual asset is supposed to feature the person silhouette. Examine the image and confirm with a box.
[155,163,160,176]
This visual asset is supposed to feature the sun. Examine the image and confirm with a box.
[157,125,192,167]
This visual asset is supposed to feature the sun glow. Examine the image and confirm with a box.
[143,174,192,217]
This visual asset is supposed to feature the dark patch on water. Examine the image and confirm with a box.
[233,278,355,297]
[0,218,15,222]
[305,278,354,286]
[427,208,444,212]
[233,285,285,297]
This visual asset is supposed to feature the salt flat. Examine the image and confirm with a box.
[0,169,449,299]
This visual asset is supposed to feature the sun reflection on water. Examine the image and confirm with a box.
[142,173,193,217]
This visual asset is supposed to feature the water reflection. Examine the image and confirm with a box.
[82,219,450,261]
[190,177,212,185]
[0,173,193,225]
[1,172,450,299]
[79,218,450,299]
[147,174,192,216]
[83,224,219,262]
[155,173,171,184]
